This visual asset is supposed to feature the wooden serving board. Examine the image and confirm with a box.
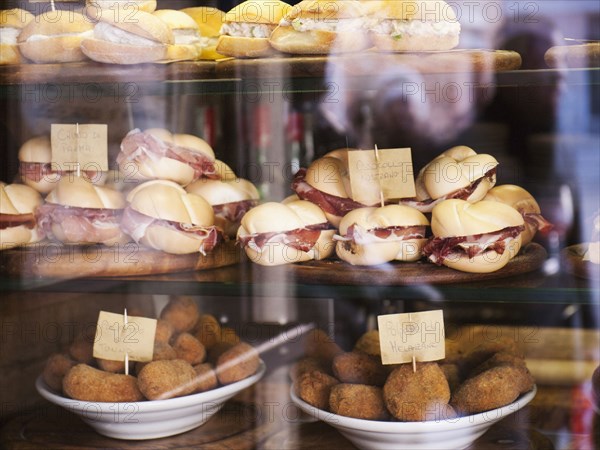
[289,243,547,286]
[561,244,600,280]
[0,240,241,278]
[545,43,600,68]
[216,49,522,79]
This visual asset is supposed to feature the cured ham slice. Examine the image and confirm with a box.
[238,222,331,253]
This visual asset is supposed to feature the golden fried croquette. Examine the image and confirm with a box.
[135,342,177,374]
[329,384,388,420]
[63,364,143,402]
[42,353,76,392]
[173,333,206,365]
[97,358,130,374]
[154,319,175,345]
[469,351,527,378]
[354,330,381,357]
[451,365,533,415]
[138,359,197,400]
[304,329,344,366]
[384,362,451,422]
[444,339,468,365]
[463,337,522,371]
[216,342,260,385]
[194,314,221,350]
[160,296,200,333]
[294,370,339,410]
[193,363,219,393]
[68,334,94,364]
[332,352,387,386]
[289,357,328,382]
[219,327,241,346]
[439,363,462,393]
[207,341,235,365]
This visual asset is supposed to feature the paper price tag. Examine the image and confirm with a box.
[348,148,415,205]
[51,124,109,172]
[93,311,157,363]
[377,310,445,365]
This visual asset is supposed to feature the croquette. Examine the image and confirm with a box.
[160,296,200,333]
[42,353,76,392]
[332,352,387,386]
[329,384,388,420]
[193,363,219,393]
[216,342,260,385]
[294,370,339,410]
[451,365,533,415]
[135,342,177,374]
[194,314,221,350]
[63,364,143,402]
[154,319,175,345]
[384,362,451,422]
[138,359,197,400]
[354,330,381,357]
[304,329,344,366]
[68,334,94,364]
[173,333,206,365]
[289,357,328,382]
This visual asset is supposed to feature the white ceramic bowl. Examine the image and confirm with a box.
[290,385,536,450]
[36,361,266,440]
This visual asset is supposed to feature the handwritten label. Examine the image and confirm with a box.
[377,310,445,365]
[51,124,108,171]
[93,311,157,363]
[348,148,415,205]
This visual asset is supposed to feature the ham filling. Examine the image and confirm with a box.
[36,203,122,244]
[422,225,524,265]
[212,199,258,224]
[0,213,36,230]
[238,222,331,253]
[120,207,221,255]
[291,168,368,218]
[400,168,497,213]
[117,129,218,181]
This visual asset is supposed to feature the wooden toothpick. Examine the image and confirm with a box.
[374,145,384,207]
[123,308,129,376]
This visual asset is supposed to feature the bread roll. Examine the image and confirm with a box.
[0,183,44,249]
[237,200,335,266]
[336,205,429,265]
[153,9,201,61]
[18,11,93,63]
[0,8,33,65]
[181,7,226,60]
[269,0,370,55]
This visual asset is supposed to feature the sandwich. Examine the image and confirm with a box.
[237,200,335,266]
[18,11,94,63]
[181,6,227,60]
[483,185,552,245]
[292,149,376,227]
[36,176,128,246]
[153,9,202,61]
[0,183,44,250]
[121,180,222,255]
[423,199,525,273]
[0,8,33,65]
[81,8,173,64]
[335,205,429,266]
[217,0,292,58]
[269,0,370,55]
[365,0,461,52]
[19,136,107,194]
[117,128,218,186]
[400,146,499,213]
[85,1,157,14]
[186,178,260,237]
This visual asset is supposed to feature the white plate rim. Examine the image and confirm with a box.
[290,384,536,433]
[36,360,266,413]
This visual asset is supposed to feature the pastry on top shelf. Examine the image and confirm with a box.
[0,182,44,250]
[0,8,33,65]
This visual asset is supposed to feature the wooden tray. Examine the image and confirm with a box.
[0,240,241,278]
[216,49,522,79]
[288,243,547,286]
[545,43,600,68]
[561,244,600,280]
